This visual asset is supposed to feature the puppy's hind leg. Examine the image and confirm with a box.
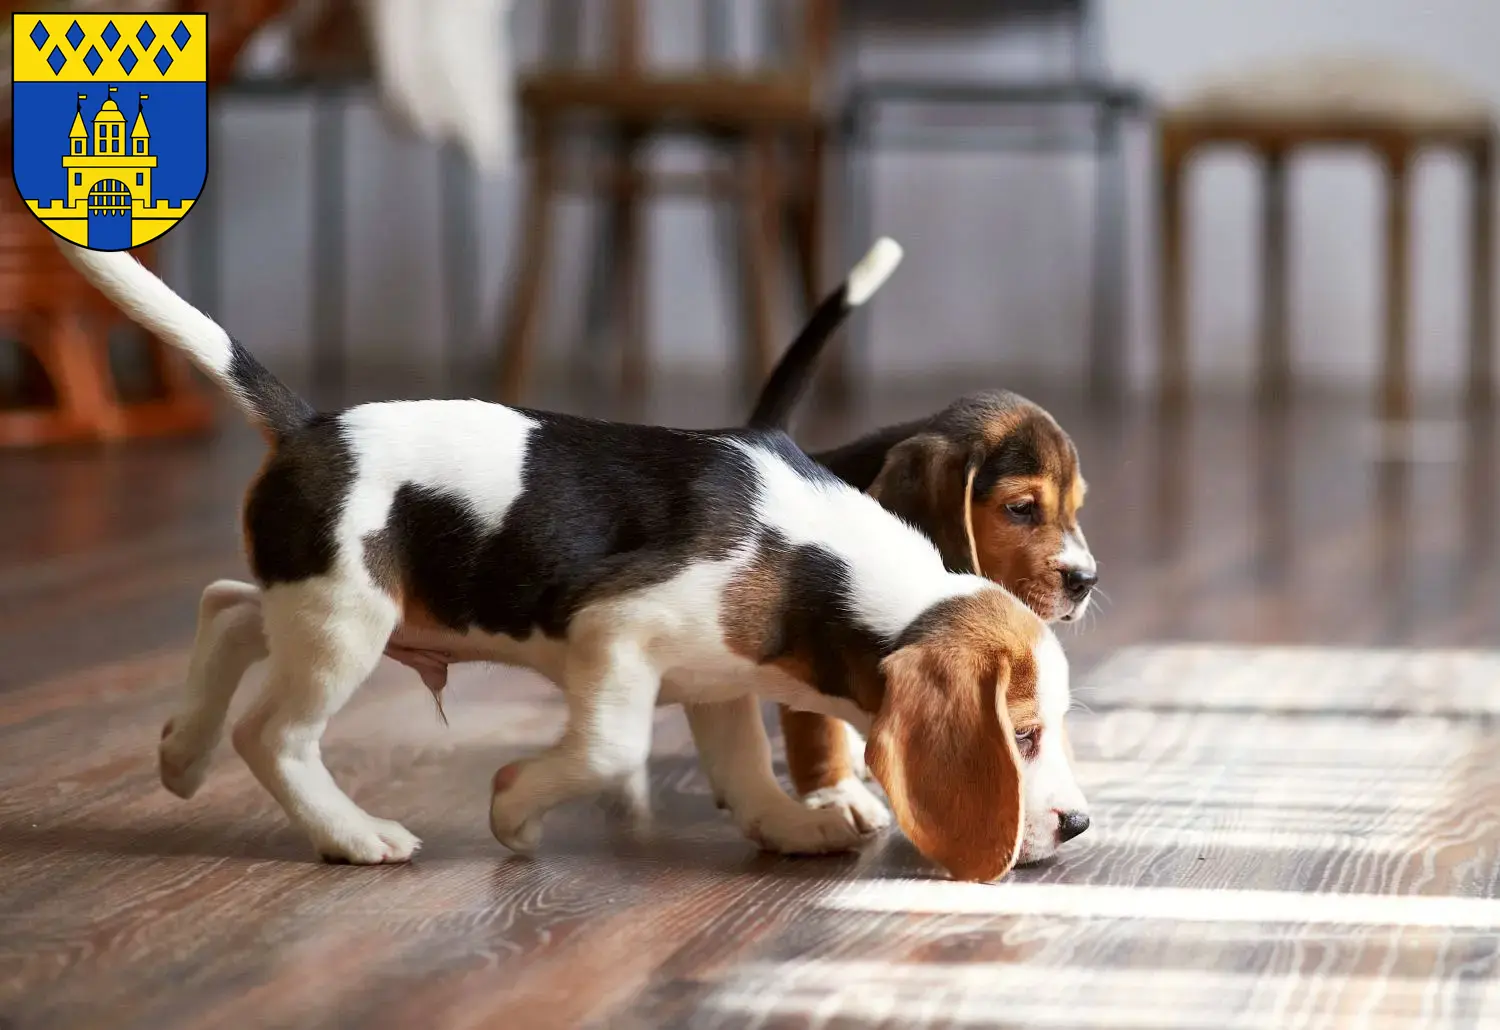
[160,580,268,799]
[232,579,417,865]
[491,639,660,855]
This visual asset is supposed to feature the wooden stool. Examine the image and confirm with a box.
[496,0,835,406]
[1158,55,1495,420]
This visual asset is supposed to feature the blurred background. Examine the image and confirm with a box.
[6,0,1499,421]
[162,0,1500,408]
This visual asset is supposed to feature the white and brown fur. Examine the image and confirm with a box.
[748,301,1098,856]
[60,238,1087,882]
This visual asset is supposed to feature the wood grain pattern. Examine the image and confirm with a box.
[2,386,1499,1029]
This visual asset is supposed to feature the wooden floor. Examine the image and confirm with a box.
[3,380,1500,1029]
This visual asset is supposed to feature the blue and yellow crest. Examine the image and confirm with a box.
[12,12,206,250]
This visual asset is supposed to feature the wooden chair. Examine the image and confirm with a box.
[0,0,292,447]
[1158,55,1496,421]
[495,0,837,405]
[838,0,1147,404]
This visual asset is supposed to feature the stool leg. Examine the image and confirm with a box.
[739,132,783,393]
[1259,148,1291,407]
[841,106,872,403]
[311,88,347,405]
[1158,129,1188,411]
[1090,104,1126,407]
[46,312,118,439]
[440,142,479,391]
[790,126,825,315]
[1380,147,1413,423]
[580,132,627,379]
[1469,135,1494,415]
[796,124,846,407]
[616,131,648,400]
[496,121,559,405]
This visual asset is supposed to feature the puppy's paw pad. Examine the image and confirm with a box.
[491,810,544,855]
[804,778,892,835]
[489,762,546,853]
[370,817,422,860]
[315,818,421,865]
[158,727,213,800]
[740,796,867,855]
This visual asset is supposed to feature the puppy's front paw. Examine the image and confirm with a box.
[158,718,214,799]
[804,777,891,834]
[314,815,421,865]
[735,791,869,855]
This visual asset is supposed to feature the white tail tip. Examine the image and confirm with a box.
[846,237,904,307]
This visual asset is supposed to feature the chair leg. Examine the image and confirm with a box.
[580,132,628,379]
[1258,147,1291,408]
[311,88,347,405]
[1158,126,1188,411]
[1380,146,1412,423]
[710,136,751,412]
[739,132,784,393]
[789,128,824,313]
[615,131,648,400]
[1468,135,1494,415]
[45,311,119,438]
[795,124,847,407]
[496,121,559,405]
[841,105,873,402]
[1089,107,1126,406]
[439,142,479,390]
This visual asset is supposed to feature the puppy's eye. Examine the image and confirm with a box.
[1005,501,1036,523]
[1014,727,1040,760]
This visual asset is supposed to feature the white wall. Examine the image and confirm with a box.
[170,0,1500,398]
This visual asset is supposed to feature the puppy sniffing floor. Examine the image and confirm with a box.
[745,292,1099,855]
[61,238,1087,882]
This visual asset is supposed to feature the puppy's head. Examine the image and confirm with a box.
[869,392,1096,623]
[864,587,1088,882]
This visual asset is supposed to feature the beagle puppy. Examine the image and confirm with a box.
[748,300,1098,855]
[61,238,1088,882]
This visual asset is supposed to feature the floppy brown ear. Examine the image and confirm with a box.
[865,644,1024,882]
[869,434,981,575]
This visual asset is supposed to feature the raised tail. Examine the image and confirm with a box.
[745,237,903,430]
[55,242,314,438]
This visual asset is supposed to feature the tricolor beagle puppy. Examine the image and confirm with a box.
[60,237,1088,882]
[748,294,1099,857]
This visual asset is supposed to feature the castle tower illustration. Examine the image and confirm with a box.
[64,86,155,218]
[21,81,195,250]
[14,12,208,251]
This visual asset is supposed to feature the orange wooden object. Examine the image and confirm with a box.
[0,183,217,448]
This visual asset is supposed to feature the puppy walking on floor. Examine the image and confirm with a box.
[59,237,1088,882]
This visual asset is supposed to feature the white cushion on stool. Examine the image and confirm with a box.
[1170,54,1492,132]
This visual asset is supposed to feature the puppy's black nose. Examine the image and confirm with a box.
[1057,810,1090,843]
[1062,568,1097,602]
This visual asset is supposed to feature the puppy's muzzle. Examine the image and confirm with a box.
[1062,568,1097,605]
[1056,809,1091,843]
